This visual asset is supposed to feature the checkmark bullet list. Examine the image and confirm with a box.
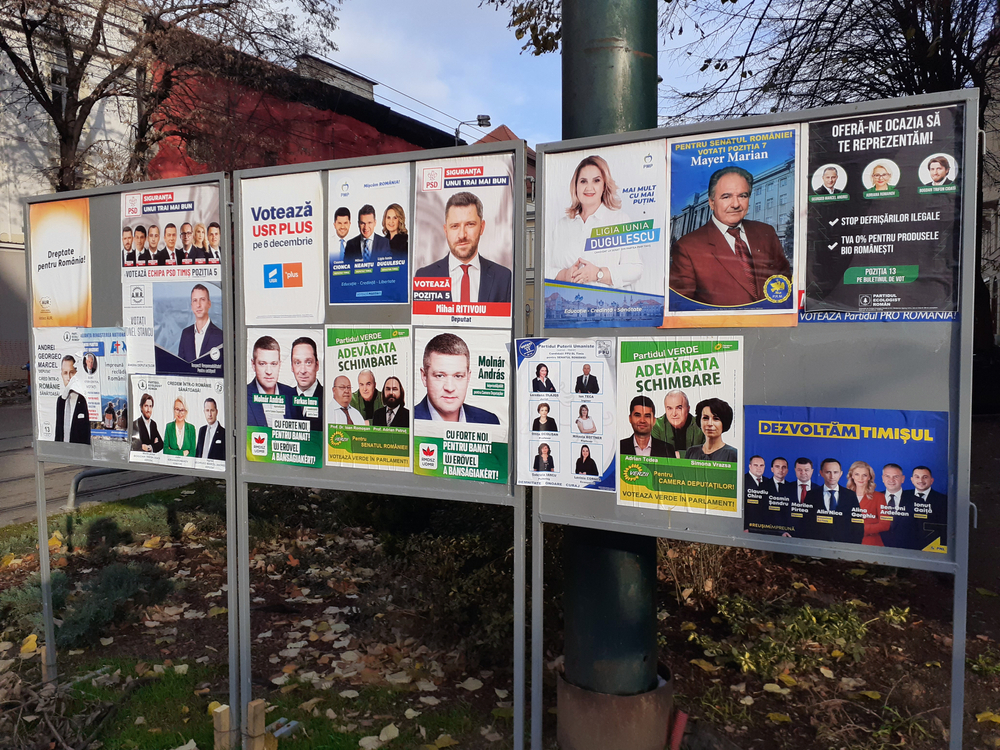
[829,218,840,226]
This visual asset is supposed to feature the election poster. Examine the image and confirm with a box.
[666,127,799,327]
[33,328,128,458]
[241,172,324,325]
[743,406,948,554]
[412,328,510,484]
[30,198,91,327]
[802,106,964,321]
[328,164,410,305]
[542,140,667,328]
[325,326,412,471]
[123,279,225,377]
[129,374,226,472]
[617,336,743,515]
[411,153,514,329]
[120,183,224,376]
[120,184,222,273]
[514,337,617,492]
[245,328,324,468]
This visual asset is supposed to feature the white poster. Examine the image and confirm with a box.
[514,337,616,491]
[129,375,226,472]
[241,172,324,324]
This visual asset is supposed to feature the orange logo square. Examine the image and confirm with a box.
[282,263,303,287]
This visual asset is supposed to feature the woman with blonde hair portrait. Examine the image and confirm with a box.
[163,396,197,457]
[548,154,642,290]
[382,203,409,255]
[847,460,891,546]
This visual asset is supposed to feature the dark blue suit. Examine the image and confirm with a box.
[196,422,226,460]
[177,320,224,362]
[246,381,296,427]
[413,396,500,425]
[414,255,512,304]
[291,385,324,433]
[345,233,390,261]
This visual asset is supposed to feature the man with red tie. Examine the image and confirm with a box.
[414,192,512,304]
[669,166,791,306]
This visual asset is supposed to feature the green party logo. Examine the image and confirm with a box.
[623,463,651,480]
[329,430,350,447]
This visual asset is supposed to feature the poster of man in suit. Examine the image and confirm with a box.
[666,126,799,326]
[411,153,515,328]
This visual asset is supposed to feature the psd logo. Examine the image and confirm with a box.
[251,432,268,456]
[263,264,283,288]
[283,263,303,288]
[124,194,141,217]
[130,285,145,305]
[418,442,438,470]
[422,167,443,191]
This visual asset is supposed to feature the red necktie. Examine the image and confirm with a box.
[800,484,807,502]
[727,226,757,298]
[460,264,471,304]
[342,407,353,425]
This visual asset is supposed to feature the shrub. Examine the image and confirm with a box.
[0,571,69,636]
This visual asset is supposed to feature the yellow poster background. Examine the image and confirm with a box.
[30,198,91,326]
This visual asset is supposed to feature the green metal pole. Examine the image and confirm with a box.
[561,0,660,696]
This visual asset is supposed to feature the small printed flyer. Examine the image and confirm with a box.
[514,337,617,491]
[120,184,222,272]
[241,172,324,325]
[666,127,798,326]
[617,336,743,515]
[412,328,510,484]
[245,328,324,468]
[744,406,949,553]
[33,328,129,459]
[325,326,412,471]
[542,140,667,328]
[328,163,411,305]
[411,153,514,328]
[129,375,226,472]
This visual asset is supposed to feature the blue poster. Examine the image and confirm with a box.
[744,405,948,554]
[667,127,798,320]
[328,163,410,305]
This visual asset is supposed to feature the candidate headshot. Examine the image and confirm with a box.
[925,155,955,186]
[414,192,512,304]
[814,166,843,195]
[331,207,351,263]
[196,397,226,461]
[669,165,792,306]
[868,163,895,192]
[415,332,500,424]
[532,363,556,393]
[330,375,364,425]
[290,336,323,432]
[246,335,295,428]
[82,352,98,375]
[133,225,151,264]
[122,226,134,265]
[382,203,409,256]
[177,284,223,362]
[132,392,162,453]
[206,222,222,262]
[652,389,704,458]
[55,354,90,445]
[620,395,673,458]
[373,376,409,427]
[684,398,737,462]
[548,155,642,290]
[345,204,389,262]
[351,369,382,425]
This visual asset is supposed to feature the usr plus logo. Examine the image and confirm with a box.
[263,263,303,288]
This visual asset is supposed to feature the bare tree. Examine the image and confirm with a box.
[0,0,341,191]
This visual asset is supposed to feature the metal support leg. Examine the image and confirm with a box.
[237,479,252,740]
[531,497,544,750]
[513,494,525,750]
[225,471,241,745]
[34,461,57,683]
[64,467,125,510]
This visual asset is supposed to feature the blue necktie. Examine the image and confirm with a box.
[340,239,345,261]
[827,490,837,511]
[363,239,371,261]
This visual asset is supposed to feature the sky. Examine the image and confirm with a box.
[325,0,563,148]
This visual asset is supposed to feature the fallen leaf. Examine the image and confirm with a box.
[729,683,746,693]
[840,677,865,690]
[207,701,221,715]
[20,635,37,655]
[174,664,189,675]
[170,741,196,750]
[300,697,322,711]
[458,677,483,691]
[977,588,999,598]
[763,683,789,695]
[925,661,941,668]
[359,737,381,749]
[820,667,834,679]
[434,735,459,748]
[680,621,697,631]
[340,690,360,699]
[143,536,162,549]
[690,658,720,673]
[208,607,227,618]
[419,696,440,706]
[494,688,508,699]
[831,649,845,658]
[740,696,754,705]
[416,680,438,692]
[855,690,882,700]
[977,711,1000,724]
[405,709,421,719]
[387,671,412,685]
[848,568,867,576]
[379,723,399,741]
[134,716,146,725]
[791,581,806,589]
[777,673,797,687]
[767,713,791,724]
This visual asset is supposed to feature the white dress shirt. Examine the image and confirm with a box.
[200,421,219,458]
[426,398,467,423]
[449,253,481,303]
[711,215,750,256]
[331,404,364,425]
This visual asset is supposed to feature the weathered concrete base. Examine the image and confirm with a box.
[557,664,673,750]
